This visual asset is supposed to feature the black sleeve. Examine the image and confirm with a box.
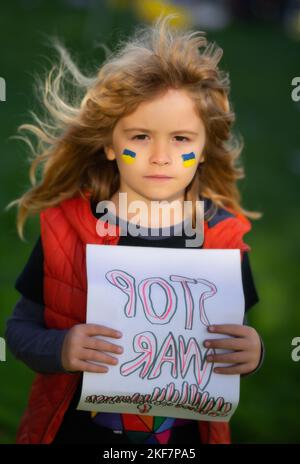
[15,236,44,305]
[5,296,68,374]
[242,252,259,311]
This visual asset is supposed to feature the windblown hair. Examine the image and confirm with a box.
[8,14,261,239]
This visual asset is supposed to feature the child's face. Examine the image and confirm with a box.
[105,88,206,205]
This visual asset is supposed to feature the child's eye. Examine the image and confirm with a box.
[132,134,149,140]
[174,136,189,142]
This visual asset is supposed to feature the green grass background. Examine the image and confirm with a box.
[0,0,300,444]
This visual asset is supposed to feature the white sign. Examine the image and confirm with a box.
[78,245,245,422]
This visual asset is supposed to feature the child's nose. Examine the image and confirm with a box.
[149,141,172,166]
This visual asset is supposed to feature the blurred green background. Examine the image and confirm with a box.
[0,0,300,444]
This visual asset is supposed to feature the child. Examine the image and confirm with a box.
[6,15,264,445]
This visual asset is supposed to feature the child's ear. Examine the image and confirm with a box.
[198,152,206,165]
[104,145,116,161]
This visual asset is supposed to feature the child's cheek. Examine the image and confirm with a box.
[181,151,196,167]
[121,148,137,165]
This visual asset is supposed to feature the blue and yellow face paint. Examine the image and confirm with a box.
[121,148,136,165]
[181,152,196,167]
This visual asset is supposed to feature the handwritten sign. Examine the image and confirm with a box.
[77,245,245,421]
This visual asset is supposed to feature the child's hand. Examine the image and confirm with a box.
[203,324,262,375]
[61,323,123,373]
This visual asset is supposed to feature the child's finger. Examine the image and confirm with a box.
[81,348,119,366]
[204,337,246,350]
[85,337,124,354]
[206,351,246,364]
[208,324,248,337]
[213,363,250,375]
[85,323,123,338]
[76,360,110,374]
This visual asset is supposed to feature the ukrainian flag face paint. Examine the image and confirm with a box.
[181,152,196,167]
[121,148,136,165]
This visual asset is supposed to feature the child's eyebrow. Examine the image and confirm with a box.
[123,128,198,135]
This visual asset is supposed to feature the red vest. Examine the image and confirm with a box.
[16,195,251,444]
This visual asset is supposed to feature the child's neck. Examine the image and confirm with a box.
[109,192,189,229]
